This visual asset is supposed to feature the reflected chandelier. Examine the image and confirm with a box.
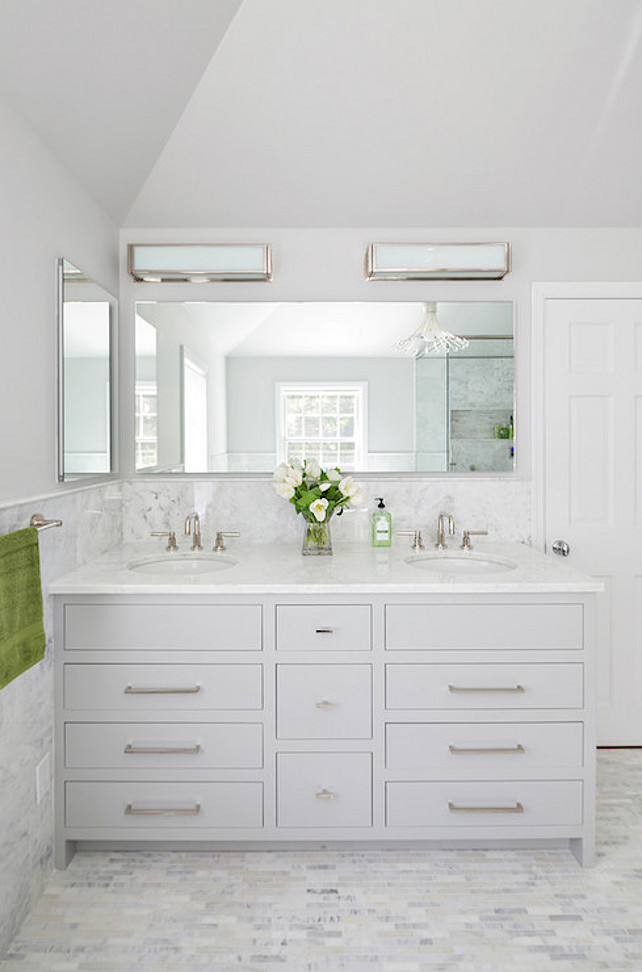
[394,302,469,356]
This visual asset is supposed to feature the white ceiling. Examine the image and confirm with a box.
[2,0,642,226]
[0,0,242,221]
[135,301,513,358]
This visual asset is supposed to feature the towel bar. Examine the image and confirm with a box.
[30,513,63,531]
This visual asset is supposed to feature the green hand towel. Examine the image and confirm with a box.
[0,526,46,690]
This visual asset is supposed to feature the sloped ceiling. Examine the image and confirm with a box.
[2,0,642,226]
[0,0,243,221]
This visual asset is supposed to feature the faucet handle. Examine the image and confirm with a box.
[150,531,178,551]
[213,531,240,552]
[461,529,488,550]
[396,530,424,553]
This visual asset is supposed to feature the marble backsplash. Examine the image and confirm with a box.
[0,482,122,955]
[122,476,532,549]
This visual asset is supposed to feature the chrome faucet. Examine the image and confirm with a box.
[184,512,203,551]
[435,513,455,549]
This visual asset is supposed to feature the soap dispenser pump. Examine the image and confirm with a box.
[372,497,392,547]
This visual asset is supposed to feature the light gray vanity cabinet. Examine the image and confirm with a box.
[54,595,267,867]
[54,590,595,867]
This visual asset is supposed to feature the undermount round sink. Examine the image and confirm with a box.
[127,554,238,575]
[405,552,518,574]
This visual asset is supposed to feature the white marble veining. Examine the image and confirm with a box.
[2,749,641,971]
[0,483,122,954]
[121,477,532,547]
[49,537,600,596]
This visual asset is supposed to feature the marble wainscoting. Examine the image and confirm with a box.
[0,483,123,955]
[121,476,532,549]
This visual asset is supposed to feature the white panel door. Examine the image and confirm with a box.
[543,298,642,743]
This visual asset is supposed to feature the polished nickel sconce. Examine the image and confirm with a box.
[365,242,510,281]
[128,244,273,282]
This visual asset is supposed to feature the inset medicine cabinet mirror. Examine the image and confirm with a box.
[57,259,117,481]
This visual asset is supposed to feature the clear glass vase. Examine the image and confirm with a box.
[301,514,333,556]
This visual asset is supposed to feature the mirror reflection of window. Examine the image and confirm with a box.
[182,348,208,472]
[277,382,366,471]
[134,315,158,469]
[135,382,158,468]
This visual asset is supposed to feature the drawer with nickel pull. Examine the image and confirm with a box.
[63,664,263,711]
[277,752,372,828]
[64,603,262,650]
[385,663,583,710]
[386,780,583,828]
[65,722,263,769]
[65,781,263,829]
[276,604,372,651]
[385,722,584,773]
[276,664,372,739]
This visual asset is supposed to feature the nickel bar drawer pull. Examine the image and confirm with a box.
[448,801,524,814]
[448,684,525,694]
[124,685,201,695]
[315,788,335,800]
[124,744,201,755]
[125,803,201,816]
[315,628,335,634]
[449,744,525,756]
[315,699,336,710]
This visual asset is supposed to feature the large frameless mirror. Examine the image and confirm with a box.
[57,259,117,481]
[134,301,514,475]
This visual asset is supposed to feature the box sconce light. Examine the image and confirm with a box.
[365,242,510,281]
[127,244,273,282]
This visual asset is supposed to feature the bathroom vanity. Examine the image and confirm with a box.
[50,541,600,867]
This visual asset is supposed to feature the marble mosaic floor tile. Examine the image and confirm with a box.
[2,750,642,971]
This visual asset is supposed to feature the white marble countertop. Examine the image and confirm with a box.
[48,539,603,595]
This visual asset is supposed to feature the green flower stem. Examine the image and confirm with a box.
[304,521,330,549]
[301,512,333,555]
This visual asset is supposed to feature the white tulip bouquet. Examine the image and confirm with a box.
[273,459,366,554]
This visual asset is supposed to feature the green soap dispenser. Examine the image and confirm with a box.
[372,497,392,547]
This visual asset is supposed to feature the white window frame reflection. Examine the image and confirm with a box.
[135,380,158,469]
[276,381,367,471]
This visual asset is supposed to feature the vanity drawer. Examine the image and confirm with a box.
[64,603,262,651]
[64,664,263,711]
[386,780,583,828]
[385,664,583,710]
[277,753,372,828]
[386,722,584,772]
[65,722,263,769]
[276,604,372,651]
[65,781,263,829]
[385,603,583,650]
[277,664,372,739]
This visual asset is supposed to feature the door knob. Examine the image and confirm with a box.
[551,539,570,557]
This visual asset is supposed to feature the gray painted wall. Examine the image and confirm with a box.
[226,356,415,456]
